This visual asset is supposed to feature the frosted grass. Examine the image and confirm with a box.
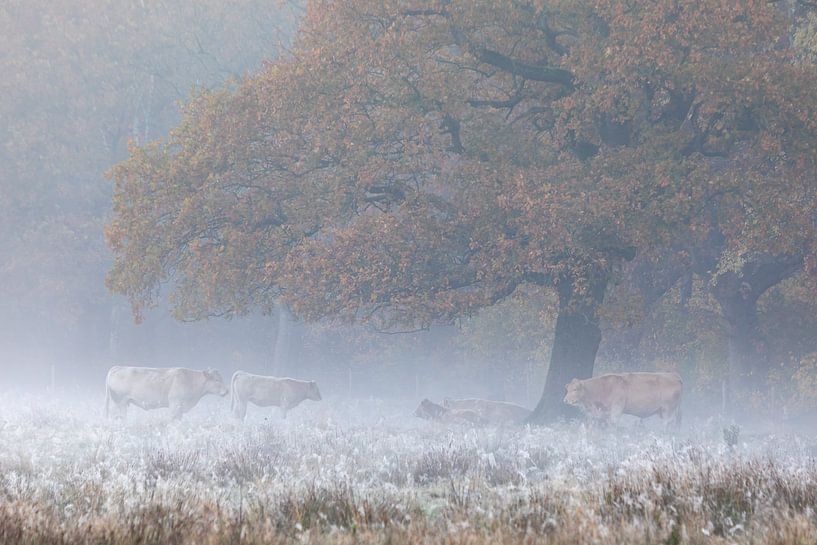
[0,391,815,543]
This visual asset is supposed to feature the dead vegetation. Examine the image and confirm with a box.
[0,397,816,544]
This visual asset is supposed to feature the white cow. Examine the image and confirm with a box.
[230,371,322,421]
[105,366,228,419]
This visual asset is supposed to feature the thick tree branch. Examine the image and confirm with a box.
[524,271,550,286]
[467,96,524,109]
[744,254,803,299]
[400,9,448,17]
[441,114,464,153]
[475,48,574,88]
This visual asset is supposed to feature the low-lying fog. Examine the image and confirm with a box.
[2,386,816,543]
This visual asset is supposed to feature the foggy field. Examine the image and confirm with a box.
[1,393,816,545]
[6,1,817,544]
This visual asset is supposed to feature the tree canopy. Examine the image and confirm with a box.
[109,0,817,420]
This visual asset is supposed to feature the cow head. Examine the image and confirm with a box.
[413,398,445,420]
[204,368,229,396]
[563,379,585,406]
[307,380,322,401]
[413,399,431,419]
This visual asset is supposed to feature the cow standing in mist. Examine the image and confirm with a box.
[563,372,683,428]
[105,366,229,419]
[442,398,531,425]
[230,371,322,421]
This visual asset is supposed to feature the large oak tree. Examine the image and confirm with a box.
[109,0,817,421]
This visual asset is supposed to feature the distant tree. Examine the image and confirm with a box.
[109,0,817,421]
[453,286,555,404]
[0,0,299,359]
[692,242,802,403]
[608,241,803,407]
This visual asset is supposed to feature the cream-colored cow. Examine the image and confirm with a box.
[442,398,531,425]
[564,372,682,428]
[105,366,228,419]
[413,398,486,425]
[230,371,322,421]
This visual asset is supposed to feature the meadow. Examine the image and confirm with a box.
[0,392,815,544]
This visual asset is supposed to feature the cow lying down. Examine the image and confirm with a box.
[413,398,485,425]
[105,366,229,420]
[443,397,531,425]
[564,372,682,428]
[231,371,322,421]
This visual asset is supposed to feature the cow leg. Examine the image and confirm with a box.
[107,393,127,420]
[663,406,682,431]
[279,396,291,420]
[608,403,625,427]
[169,402,185,420]
[233,398,248,421]
[654,407,666,428]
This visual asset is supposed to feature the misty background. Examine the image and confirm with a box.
[3,0,817,422]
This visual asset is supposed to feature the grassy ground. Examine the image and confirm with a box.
[0,392,815,544]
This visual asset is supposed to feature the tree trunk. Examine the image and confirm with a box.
[608,251,688,368]
[271,304,292,376]
[711,255,802,412]
[528,270,609,423]
[109,301,121,363]
[719,289,763,403]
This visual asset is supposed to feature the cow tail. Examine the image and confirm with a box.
[230,373,237,414]
[104,375,111,419]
